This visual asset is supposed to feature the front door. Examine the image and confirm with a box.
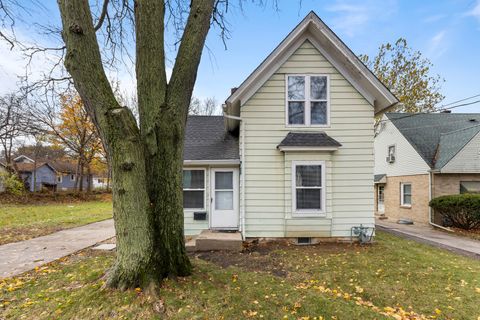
[377,185,385,213]
[210,168,239,229]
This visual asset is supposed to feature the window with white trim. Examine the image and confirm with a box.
[293,162,325,214]
[56,175,62,183]
[287,75,329,126]
[400,183,412,206]
[183,169,205,209]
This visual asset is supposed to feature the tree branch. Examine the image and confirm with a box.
[94,0,109,31]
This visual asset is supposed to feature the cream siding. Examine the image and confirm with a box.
[441,131,480,173]
[240,40,375,238]
[374,115,430,177]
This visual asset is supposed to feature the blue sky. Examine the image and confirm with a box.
[0,0,479,112]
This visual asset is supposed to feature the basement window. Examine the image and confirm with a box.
[296,237,312,245]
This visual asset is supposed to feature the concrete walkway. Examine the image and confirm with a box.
[0,219,115,279]
[376,219,480,259]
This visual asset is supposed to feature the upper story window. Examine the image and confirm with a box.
[287,75,329,126]
[386,145,396,163]
[56,175,62,183]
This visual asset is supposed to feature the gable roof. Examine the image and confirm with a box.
[225,11,398,121]
[14,162,56,173]
[277,132,342,148]
[386,112,480,168]
[435,125,480,169]
[184,116,239,161]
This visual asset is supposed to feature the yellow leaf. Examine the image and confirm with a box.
[435,308,442,315]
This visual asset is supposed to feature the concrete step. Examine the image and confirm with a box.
[190,230,243,252]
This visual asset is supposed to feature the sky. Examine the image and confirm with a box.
[1,0,480,112]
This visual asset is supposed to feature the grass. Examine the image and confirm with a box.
[0,201,112,245]
[1,231,479,320]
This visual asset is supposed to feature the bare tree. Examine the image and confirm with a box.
[0,93,31,167]
[189,96,220,115]
[0,0,276,290]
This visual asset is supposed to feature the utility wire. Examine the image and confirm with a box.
[378,97,480,124]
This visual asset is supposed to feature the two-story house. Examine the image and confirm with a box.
[374,112,480,226]
[181,12,398,241]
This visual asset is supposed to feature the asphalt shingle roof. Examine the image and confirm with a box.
[386,113,480,169]
[277,132,342,148]
[184,116,239,161]
[374,174,386,182]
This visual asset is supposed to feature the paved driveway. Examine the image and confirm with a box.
[376,219,480,259]
[0,219,115,279]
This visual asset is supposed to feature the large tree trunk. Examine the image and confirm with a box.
[57,0,215,289]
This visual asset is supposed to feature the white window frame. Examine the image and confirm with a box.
[182,168,206,210]
[291,160,326,216]
[388,144,396,158]
[70,174,75,181]
[56,175,62,183]
[285,74,330,127]
[400,183,412,207]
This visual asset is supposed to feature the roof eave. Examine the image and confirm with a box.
[226,11,399,113]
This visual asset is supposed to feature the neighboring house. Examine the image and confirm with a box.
[374,112,480,225]
[92,174,110,189]
[50,160,91,191]
[11,155,93,192]
[182,11,398,240]
[13,157,58,192]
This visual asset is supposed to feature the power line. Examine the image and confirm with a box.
[438,93,480,108]
[378,98,480,124]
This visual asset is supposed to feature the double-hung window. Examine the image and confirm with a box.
[183,169,205,209]
[292,161,325,215]
[400,183,412,207]
[287,75,329,126]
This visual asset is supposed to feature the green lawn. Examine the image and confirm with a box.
[0,201,112,245]
[1,231,479,319]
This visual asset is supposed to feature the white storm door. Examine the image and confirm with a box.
[210,168,239,229]
[378,185,385,213]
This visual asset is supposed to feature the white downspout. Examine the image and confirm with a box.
[223,113,246,240]
[428,170,453,232]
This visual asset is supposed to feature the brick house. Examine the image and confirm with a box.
[374,112,480,225]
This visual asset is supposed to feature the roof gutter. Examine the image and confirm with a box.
[223,112,246,240]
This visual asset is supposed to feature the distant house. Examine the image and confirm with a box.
[12,155,93,192]
[374,112,480,225]
[13,156,58,192]
[50,160,91,191]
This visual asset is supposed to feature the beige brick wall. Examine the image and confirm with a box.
[379,174,430,224]
[433,173,480,197]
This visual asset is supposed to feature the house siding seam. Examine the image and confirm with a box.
[240,40,375,238]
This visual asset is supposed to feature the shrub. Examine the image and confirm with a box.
[429,194,480,230]
[0,172,26,196]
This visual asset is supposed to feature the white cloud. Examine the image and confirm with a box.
[423,14,447,23]
[426,30,448,59]
[466,0,480,22]
[325,0,397,37]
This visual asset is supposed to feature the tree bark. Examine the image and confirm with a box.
[58,0,158,289]
[57,0,215,288]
